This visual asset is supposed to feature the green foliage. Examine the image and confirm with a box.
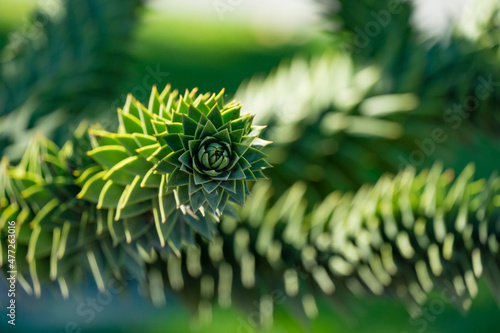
[0,0,142,157]
[139,164,500,321]
[0,84,270,298]
[0,129,172,296]
[323,0,500,131]
[321,0,414,61]
[2,0,500,329]
[236,46,500,204]
[83,85,270,223]
[151,87,271,215]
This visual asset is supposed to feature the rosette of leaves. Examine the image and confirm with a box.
[154,88,271,216]
[78,84,270,243]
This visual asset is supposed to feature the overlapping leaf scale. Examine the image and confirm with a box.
[138,164,500,323]
[236,47,500,205]
[149,87,271,216]
[81,84,270,223]
[0,84,270,298]
[80,86,229,239]
[0,130,215,298]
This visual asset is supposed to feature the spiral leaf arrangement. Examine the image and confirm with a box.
[3,0,500,327]
[156,89,271,215]
[0,85,271,297]
[81,85,270,221]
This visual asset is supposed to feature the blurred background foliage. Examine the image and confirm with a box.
[1,0,500,332]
